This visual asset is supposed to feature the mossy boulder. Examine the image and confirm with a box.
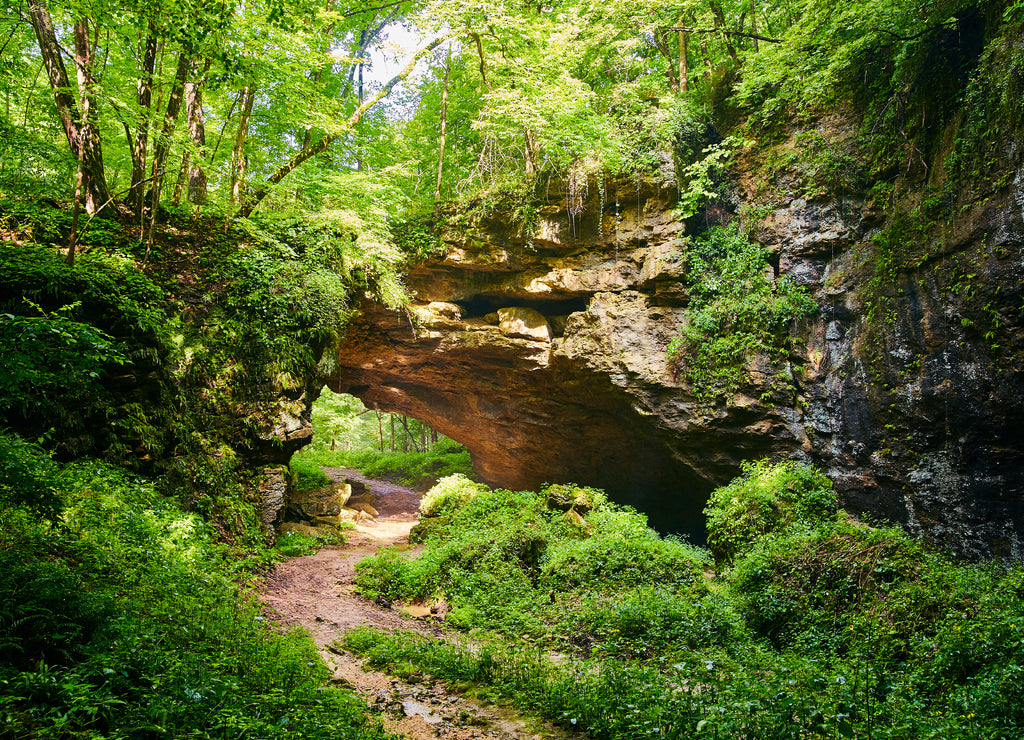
[544,483,600,514]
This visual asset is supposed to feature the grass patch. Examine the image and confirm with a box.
[293,436,475,488]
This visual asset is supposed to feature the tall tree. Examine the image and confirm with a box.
[27,0,111,214]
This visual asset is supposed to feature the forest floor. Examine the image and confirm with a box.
[258,470,577,740]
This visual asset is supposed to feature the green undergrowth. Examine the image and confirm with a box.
[0,432,387,739]
[274,527,348,558]
[0,206,412,546]
[292,437,474,488]
[289,457,334,491]
[348,464,1024,739]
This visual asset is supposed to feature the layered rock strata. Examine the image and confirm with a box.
[327,153,1024,558]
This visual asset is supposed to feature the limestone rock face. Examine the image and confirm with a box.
[328,144,1024,558]
[285,482,352,521]
[498,307,552,341]
[258,466,288,526]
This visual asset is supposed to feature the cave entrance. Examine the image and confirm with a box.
[309,390,444,455]
[296,388,474,492]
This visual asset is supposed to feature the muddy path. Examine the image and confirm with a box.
[259,471,578,740]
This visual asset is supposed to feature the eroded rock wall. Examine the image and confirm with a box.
[327,139,1024,558]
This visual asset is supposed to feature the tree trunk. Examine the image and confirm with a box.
[145,51,190,248]
[67,156,84,265]
[71,18,109,216]
[400,416,420,453]
[434,53,450,200]
[709,2,740,66]
[128,28,158,217]
[679,29,689,92]
[27,0,111,214]
[654,33,679,92]
[470,32,490,91]
[750,0,760,52]
[185,62,209,205]
[230,85,255,206]
[171,149,189,206]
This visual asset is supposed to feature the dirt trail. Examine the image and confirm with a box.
[259,471,575,740]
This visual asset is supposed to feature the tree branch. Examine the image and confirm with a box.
[667,26,782,44]
[239,33,451,217]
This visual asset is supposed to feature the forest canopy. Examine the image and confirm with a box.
[2,0,1010,237]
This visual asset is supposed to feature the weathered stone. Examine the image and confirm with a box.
[497,307,551,341]
[545,483,597,513]
[278,521,322,537]
[353,502,379,517]
[285,482,351,521]
[258,466,288,526]
[327,144,1024,558]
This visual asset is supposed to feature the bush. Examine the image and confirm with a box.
[704,458,837,563]
[667,224,817,400]
[290,458,332,491]
[419,473,489,517]
[729,518,967,658]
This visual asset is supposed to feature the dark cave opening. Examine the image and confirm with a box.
[454,294,590,320]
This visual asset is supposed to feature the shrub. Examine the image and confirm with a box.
[0,436,388,739]
[667,224,817,400]
[729,518,966,658]
[289,458,332,491]
[704,458,837,563]
[419,473,489,517]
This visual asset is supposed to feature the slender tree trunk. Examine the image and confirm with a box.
[230,85,255,205]
[128,28,157,217]
[67,155,84,264]
[699,30,713,81]
[678,29,689,92]
[27,0,111,214]
[185,62,209,205]
[470,32,490,91]
[172,149,189,206]
[434,54,450,200]
[71,18,107,215]
[400,416,420,453]
[709,2,740,66]
[750,0,760,52]
[654,33,679,92]
[390,415,395,452]
[356,55,365,171]
[145,51,189,249]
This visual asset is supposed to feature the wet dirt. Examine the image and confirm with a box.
[259,470,578,740]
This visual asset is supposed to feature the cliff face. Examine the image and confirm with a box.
[327,129,1024,558]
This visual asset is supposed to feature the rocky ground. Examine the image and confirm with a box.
[258,472,579,740]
